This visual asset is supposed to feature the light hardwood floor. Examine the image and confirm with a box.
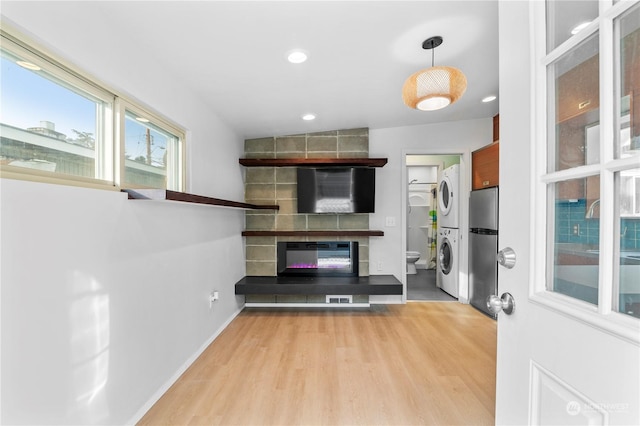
[138,302,496,425]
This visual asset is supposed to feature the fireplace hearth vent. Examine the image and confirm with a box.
[326,295,353,304]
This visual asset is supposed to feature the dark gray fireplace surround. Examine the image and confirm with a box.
[235,240,401,298]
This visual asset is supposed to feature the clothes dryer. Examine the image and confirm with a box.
[437,164,460,228]
[436,227,459,298]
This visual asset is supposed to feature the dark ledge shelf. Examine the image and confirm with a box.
[235,275,402,296]
[122,189,279,210]
[242,230,384,237]
[239,158,388,167]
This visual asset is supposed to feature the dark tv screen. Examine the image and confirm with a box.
[297,167,375,213]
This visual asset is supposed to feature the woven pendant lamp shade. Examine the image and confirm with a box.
[402,65,467,111]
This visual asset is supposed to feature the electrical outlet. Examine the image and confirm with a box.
[377,261,383,271]
[385,216,396,227]
[209,291,219,308]
[572,224,580,235]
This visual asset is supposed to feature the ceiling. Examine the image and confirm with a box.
[2,1,500,139]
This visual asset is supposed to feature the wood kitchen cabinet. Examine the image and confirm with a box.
[556,55,599,124]
[553,47,599,199]
[472,142,499,190]
[472,114,500,190]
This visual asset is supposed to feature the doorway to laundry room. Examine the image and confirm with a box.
[405,154,461,301]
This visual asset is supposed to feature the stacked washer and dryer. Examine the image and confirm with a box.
[436,164,460,298]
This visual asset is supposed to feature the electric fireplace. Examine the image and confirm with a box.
[277,241,359,277]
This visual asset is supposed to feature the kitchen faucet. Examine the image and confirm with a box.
[586,199,600,219]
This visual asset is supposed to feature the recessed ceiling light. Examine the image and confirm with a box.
[16,60,41,71]
[135,117,150,123]
[482,95,497,103]
[287,50,308,64]
[302,113,316,121]
[571,21,591,35]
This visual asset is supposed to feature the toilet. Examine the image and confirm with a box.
[406,251,421,274]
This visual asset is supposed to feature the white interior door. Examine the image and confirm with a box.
[496,2,640,424]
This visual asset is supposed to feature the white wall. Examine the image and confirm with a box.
[369,118,492,303]
[0,11,247,425]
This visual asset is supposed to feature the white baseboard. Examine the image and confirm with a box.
[245,302,371,308]
[127,306,243,425]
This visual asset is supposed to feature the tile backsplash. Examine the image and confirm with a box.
[556,199,640,250]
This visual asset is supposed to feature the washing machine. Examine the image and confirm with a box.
[437,164,460,228]
[436,227,459,298]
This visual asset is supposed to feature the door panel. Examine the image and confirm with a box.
[530,363,607,426]
[496,2,640,425]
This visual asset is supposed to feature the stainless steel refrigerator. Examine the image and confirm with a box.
[469,187,499,318]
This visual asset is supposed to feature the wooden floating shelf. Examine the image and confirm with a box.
[239,158,388,167]
[122,189,279,210]
[242,230,384,237]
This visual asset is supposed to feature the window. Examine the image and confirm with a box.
[540,1,640,321]
[122,108,183,191]
[0,39,114,184]
[0,30,185,191]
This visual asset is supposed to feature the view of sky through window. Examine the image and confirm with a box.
[0,55,97,141]
[0,54,168,165]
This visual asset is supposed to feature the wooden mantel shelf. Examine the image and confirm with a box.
[239,158,388,167]
[242,230,384,237]
[122,189,279,210]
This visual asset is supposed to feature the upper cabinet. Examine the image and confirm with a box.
[556,55,600,124]
[472,115,500,190]
[492,113,500,142]
[472,143,499,190]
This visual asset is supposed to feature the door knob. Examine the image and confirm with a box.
[487,292,515,315]
[497,247,516,269]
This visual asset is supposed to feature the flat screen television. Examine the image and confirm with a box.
[297,167,375,213]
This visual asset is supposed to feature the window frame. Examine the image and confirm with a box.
[0,25,186,192]
[117,101,186,192]
[531,0,640,343]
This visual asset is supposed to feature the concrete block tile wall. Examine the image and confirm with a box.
[276,168,296,183]
[245,213,275,230]
[339,214,370,230]
[244,137,275,158]
[307,214,339,230]
[307,135,338,152]
[245,167,275,183]
[244,128,372,289]
[276,136,306,154]
[277,199,297,215]
[276,214,307,230]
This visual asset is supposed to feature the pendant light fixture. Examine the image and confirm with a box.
[402,36,467,111]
